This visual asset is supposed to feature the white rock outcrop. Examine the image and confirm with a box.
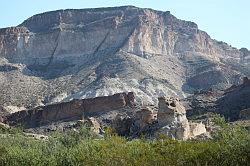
[157,97,206,140]
[189,122,207,138]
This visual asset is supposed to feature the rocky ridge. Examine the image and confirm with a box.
[186,77,250,121]
[3,92,134,128]
[2,92,207,140]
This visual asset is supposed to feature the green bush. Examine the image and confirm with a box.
[0,119,249,166]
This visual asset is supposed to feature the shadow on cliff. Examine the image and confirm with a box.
[22,49,128,80]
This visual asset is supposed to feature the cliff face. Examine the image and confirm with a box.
[0,6,249,108]
[185,77,250,121]
[4,92,134,128]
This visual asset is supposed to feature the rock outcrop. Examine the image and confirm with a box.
[243,77,250,85]
[0,6,249,108]
[82,117,102,134]
[185,77,250,121]
[189,122,207,137]
[112,114,134,136]
[135,107,156,129]
[157,97,206,140]
[239,109,250,120]
[4,92,134,128]
[158,97,187,126]
[216,77,250,120]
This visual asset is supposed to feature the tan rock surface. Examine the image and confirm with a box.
[158,97,187,126]
[189,122,207,138]
[4,92,134,128]
[83,117,102,134]
[135,107,156,129]
[0,6,248,108]
[157,97,206,140]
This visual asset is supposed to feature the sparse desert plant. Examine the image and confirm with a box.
[0,116,249,166]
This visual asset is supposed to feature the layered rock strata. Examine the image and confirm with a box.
[4,92,134,128]
[0,6,249,108]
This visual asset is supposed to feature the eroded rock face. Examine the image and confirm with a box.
[158,97,187,126]
[135,107,156,129]
[4,92,134,128]
[0,6,249,108]
[216,77,250,120]
[157,97,206,140]
[83,92,130,115]
[185,77,250,121]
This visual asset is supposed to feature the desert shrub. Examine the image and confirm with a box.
[0,125,23,134]
[0,117,249,166]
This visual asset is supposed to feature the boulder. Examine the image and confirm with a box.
[189,122,207,138]
[0,122,10,129]
[135,107,156,129]
[157,97,190,140]
[83,117,102,134]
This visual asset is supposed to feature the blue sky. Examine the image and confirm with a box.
[1,0,249,49]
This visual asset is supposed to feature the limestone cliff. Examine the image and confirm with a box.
[0,6,249,108]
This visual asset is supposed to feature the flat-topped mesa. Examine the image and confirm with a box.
[18,6,167,28]
[12,6,201,58]
[0,6,248,110]
[18,6,141,33]
[0,6,240,69]
[4,92,135,128]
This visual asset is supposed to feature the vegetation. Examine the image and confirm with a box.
[0,116,249,166]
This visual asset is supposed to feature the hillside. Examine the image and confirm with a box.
[0,6,249,109]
